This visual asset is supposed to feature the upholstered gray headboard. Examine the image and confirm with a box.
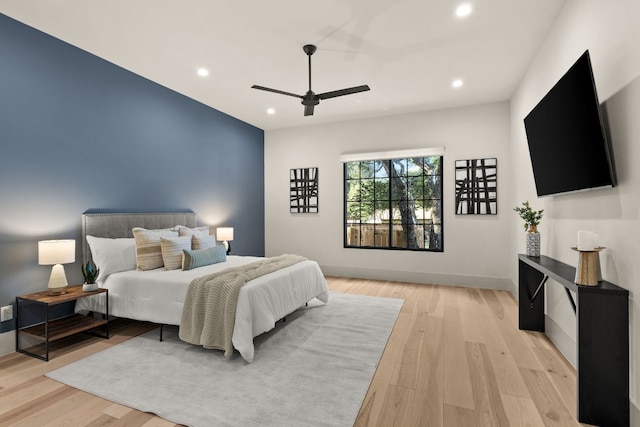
[81,211,197,264]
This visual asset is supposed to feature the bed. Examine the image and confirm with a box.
[75,211,330,363]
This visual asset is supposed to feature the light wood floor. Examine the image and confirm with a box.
[0,277,591,427]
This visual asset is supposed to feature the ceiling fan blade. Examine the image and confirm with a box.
[318,85,370,100]
[304,104,315,116]
[252,44,371,116]
[251,85,303,99]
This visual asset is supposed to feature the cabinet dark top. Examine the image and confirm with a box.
[518,254,628,296]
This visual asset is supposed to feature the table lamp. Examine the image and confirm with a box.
[216,227,234,255]
[38,239,75,295]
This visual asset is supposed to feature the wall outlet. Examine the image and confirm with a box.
[1,305,13,322]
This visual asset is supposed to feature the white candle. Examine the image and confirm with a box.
[577,230,596,251]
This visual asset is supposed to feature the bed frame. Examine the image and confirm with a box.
[81,210,198,265]
[81,210,199,340]
[79,210,328,361]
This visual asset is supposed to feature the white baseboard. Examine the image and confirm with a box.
[544,315,576,368]
[507,278,518,298]
[320,265,512,290]
[0,330,15,357]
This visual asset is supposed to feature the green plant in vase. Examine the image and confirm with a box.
[514,201,544,233]
[82,260,100,291]
[514,201,544,256]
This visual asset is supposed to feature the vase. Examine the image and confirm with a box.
[525,225,540,257]
[82,283,98,292]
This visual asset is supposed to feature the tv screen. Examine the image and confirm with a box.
[523,50,615,197]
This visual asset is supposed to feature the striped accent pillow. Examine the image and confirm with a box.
[132,227,179,270]
[182,245,227,271]
[160,236,192,270]
[192,234,217,250]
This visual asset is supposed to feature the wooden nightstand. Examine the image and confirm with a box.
[16,285,109,361]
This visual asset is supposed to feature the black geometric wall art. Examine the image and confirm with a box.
[455,158,497,215]
[290,167,319,213]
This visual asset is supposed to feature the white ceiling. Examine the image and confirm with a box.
[0,0,565,131]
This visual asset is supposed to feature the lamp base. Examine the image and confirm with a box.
[47,264,69,295]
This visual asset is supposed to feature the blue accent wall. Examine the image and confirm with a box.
[0,14,265,332]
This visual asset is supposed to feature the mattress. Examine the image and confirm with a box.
[75,255,329,362]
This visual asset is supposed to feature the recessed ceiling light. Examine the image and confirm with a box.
[197,68,209,77]
[452,79,464,88]
[267,108,275,115]
[456,3,472,18]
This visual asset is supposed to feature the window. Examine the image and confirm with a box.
[344,155,443,251]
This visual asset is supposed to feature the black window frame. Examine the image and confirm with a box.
[343,156,444,252]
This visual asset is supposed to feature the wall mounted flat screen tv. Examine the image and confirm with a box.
[523,50,615,197]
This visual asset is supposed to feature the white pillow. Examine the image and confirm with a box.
[86,236,137,281]
[177,225,210,237]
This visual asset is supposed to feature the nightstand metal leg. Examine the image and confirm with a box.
[105,290,110,339]
[15,297,19,355]
[44,303,49,361]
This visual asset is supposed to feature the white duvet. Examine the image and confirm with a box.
[75,256,330,362]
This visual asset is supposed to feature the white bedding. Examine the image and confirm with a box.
[75,255,329,362]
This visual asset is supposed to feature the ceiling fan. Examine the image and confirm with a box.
[251,44,370,116]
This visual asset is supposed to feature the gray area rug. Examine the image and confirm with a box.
[47,292,403,427]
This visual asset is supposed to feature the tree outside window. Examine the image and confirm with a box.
[344,156,443,251]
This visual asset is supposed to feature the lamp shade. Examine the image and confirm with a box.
[38,240,75,265]
[216,227,234,242]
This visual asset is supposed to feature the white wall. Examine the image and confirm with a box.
[265,102,512,289]
[510,0,640,417]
